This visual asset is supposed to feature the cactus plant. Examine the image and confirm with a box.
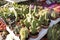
[48,22,60,40]
[24,19,31,29]
[38,9,50,27]
[49,10,58,20]
[29,16,39,34]
[29,5,40,35]
[20,27,28,40]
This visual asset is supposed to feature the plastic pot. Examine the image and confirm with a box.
[29,32,39,38]
[41,25,48,29]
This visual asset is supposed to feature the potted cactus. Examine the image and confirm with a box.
[41,19,50,29]
[0,7,16,26]
[20,26,29,40]
[47,22,60,40]
[29,17,41,38]
[28,5,41,38]
[49,9,58,20]
[38,8,50,29]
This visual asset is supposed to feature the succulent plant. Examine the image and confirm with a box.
[29,16,39,34]
[24,19,31,29]
[49,10,58,20]
[48,23,60,40]
[28,5,41,34]
[38,9,50,26]
[20,27,28,40]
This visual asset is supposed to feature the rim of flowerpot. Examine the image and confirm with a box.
[29,32,39,38]
[41,25,49,29]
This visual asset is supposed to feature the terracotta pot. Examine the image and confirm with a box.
[29,32,39,38]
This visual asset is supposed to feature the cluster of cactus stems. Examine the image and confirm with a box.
[38,8,50,26]
[29,5,40,34]
[0,3,53,40]
[48,23,60,40]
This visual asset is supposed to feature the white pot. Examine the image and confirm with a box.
[6,0,28,3]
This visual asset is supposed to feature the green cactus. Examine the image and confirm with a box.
[24,19,31,29]
[48,23,60,40]
[14,4,29,21]
[38,9,50,26]
[51,11,57,19]
[29,17,39,34]
[20,27,28,40]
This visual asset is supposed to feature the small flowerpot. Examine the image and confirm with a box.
[29,32,39,38]
[41,25,48,29]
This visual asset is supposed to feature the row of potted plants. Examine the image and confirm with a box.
[0,3,60,40]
